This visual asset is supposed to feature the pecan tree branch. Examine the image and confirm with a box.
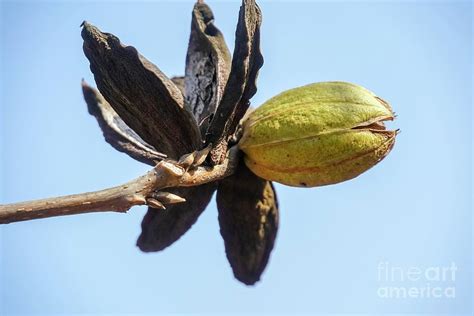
[0,148,239,224]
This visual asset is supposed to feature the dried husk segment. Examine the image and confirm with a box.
[217,159,278,285]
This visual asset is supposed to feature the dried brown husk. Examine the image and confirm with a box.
[217,158,278,285]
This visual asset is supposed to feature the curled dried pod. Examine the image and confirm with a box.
[239,81,397,187]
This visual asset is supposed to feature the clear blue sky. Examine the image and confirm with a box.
[0,0,472,315]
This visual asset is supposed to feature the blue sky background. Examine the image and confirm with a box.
[0,0,472,315]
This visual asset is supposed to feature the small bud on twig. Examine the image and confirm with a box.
[193,144,212,166]
[146,198,166,210]
[159,160,185,178]
[149,192,186,205]
[178,152,195,170]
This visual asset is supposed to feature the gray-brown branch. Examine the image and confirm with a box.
[0,149,239,224]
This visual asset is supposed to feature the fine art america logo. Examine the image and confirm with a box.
[377,261,457,299]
